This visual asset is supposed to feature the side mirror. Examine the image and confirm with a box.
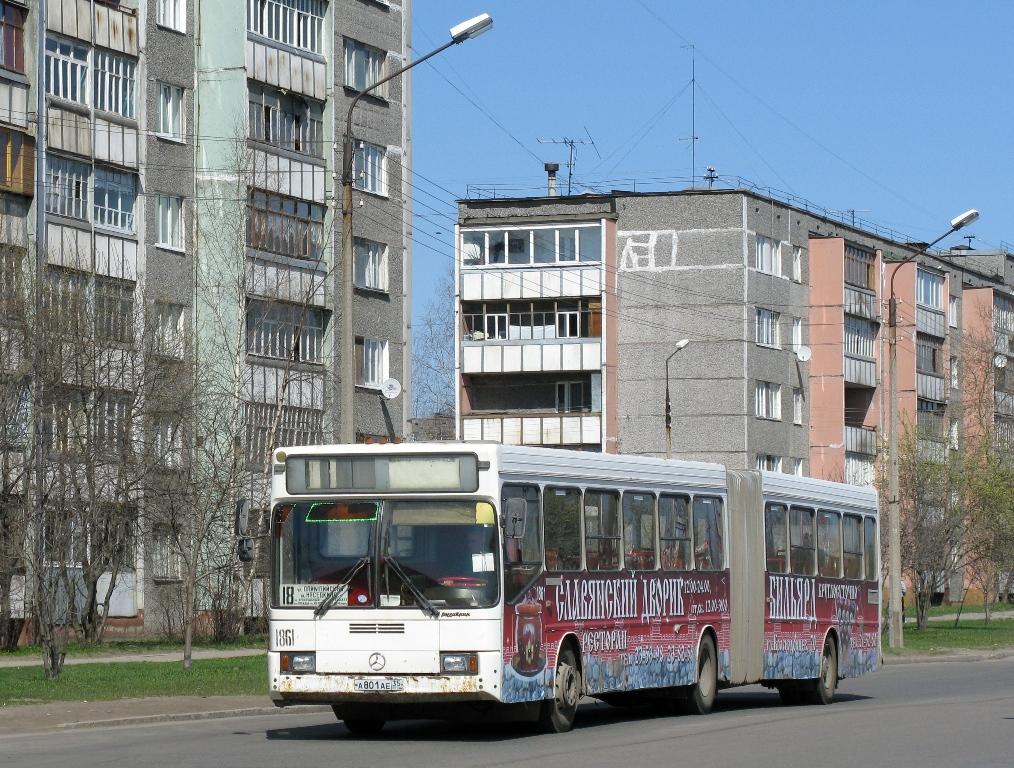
[504,498,527,539]
[235,498,251,537]
[237,537,255,563]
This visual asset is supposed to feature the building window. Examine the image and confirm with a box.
[792,458,804,476]
[45,155,90,221]
[45,36,89,104]
[461,225,601,266]
[244,401,323,466]
[344,38,386,96]
[792,318,803,352]
[793,388,803,425]
[95,276,135,344]
[950,356,959,390]
[844,244,875,289]
[916,269,944,310]
[353,141,387,196]
[247,0,325,55]
[156,195,184,249]
[356,337,388,387]
[755,308,780,348]
[756,454,781,472]
[151,527,182,581]
[157,0,186,32]
[917,398,946,439]
[353,237,388,292]
[43,391,88,456]
[157,82,184,140]
[151,301,185,359]
[246,190,325,261]
[0,127,31,193]
[949,296,959,328]
[95,392,132,455]
[556,381,588,413]
[949,419,959,450]
[94,167,137,232]
[247,300,326,364]
[152,415,183,468]
[0,2,26,73]
[43,268,87,337]
[0,246,22,320]
[916,334,943,375]
[755,381,781,420]
[755,235,780,275]
[844,315,876,359]
[93,50,136,118]
[792,246,803,282]
[248,84,324,158]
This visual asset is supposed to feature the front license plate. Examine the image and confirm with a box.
[353,677,405,692]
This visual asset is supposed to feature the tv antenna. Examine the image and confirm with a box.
[704,166,718,189]
[678,44,698,185]
[962,234,976,249]
[538,127,601,195]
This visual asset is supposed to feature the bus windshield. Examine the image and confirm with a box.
[273,499,500,611]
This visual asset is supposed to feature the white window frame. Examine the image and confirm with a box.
[156,194,184,250]
[45,36,89,105]
[151,527,182,581]
[358,337,389,388]
[755,235,781,276]
[793,388,803,425]
[93,50,136,119]
[755,381,781,421]
[157,82,184,141]
[247,0,325,55]
[354,141,387,196]
[845,315,876,359]
[792,458,804,477]
[344,38,387,96]
[949,296,959,328]
[950,356,959,390]
[247,301,325,365]
[756,454,782,472]
[93,167,137,233]
[152,301,185,359]
[792,246,803,282]
[353,237,388,292]
[755,307,780,348]
[792,318,803,352]
[556,381,586,413]
[916,269,944,310]
[152,415,182,468]
[157,0,186,33]
[45,155,90,221]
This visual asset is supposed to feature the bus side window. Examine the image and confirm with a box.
[843,514,864,580]
[584,489,621,571]
[659,494,691,570]
[765,503,788,573]
[864,516,878,582]
[817,510,842,578]
[693,496,724,571]
[622,491,656,571]
[544,487,581,571]
[502,484,543,602]
[789,506,815,575]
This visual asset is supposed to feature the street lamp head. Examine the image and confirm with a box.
[950,209,979,230]
[674,338,690,351]
[450,13,493,43]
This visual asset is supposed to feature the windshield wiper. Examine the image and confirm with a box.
[384,555,439,618]
[313,556,370,618]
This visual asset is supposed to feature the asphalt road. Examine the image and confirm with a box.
[5,657,1012,768]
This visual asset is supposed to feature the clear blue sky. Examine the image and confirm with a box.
[409,1,1012,305]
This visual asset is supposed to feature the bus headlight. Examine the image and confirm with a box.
[281,652,315,674]
[441,652,478,674]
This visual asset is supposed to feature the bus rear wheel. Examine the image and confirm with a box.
[808,636,838,705]
[539,647,581,733]
[685,634,717,715]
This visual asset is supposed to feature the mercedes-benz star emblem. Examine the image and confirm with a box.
[368,653,386,671]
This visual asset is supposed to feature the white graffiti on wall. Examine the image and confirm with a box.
[618,230,679,271]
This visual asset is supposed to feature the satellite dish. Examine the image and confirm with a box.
[795,345,812,363]
[994,354,1008,370]
[380,378,403,400]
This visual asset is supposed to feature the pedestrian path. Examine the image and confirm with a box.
[0,647,264,669]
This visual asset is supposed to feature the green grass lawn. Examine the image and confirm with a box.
[884,618,1014,655]
[0,654,267,707]
[922,601,1014,618]
[5,634,267,659]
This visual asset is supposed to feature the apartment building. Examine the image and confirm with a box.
[0,0,411,637]
[455,187,1012,485]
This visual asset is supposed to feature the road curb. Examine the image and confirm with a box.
[57,704,332,731]
[882,649,1014,665]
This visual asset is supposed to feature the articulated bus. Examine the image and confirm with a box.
[267,443,880,734]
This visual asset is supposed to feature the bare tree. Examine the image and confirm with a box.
[412,266,455,418]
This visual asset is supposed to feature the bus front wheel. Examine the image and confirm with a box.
[539,647,582,733]
[686,635,717,715]
[808,636,838,705]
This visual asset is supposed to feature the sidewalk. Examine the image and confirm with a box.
[0,647,265,669]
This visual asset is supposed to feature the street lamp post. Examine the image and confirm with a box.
[886,208,979,649]
[339,13,493,443]
[665,339,690,459]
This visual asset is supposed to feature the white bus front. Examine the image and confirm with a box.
[267,446,508,729]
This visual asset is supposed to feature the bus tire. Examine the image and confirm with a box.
[338,715,386,736]
[808,635,838,705]
[686,634,717,715]
[539,646,581,733]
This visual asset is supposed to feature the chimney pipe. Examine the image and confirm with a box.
[544,162,560,197]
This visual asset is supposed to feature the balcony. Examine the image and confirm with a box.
[917,372,945,401]
[996,390,1014,417]
[844,452,875,487]
[461,339,601,374]
[916,306,946,338]
[844,354,876,387]
[460,266,601,302]
[844,286,878,320]
[844,425,877,456]
[461,413,601,447]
